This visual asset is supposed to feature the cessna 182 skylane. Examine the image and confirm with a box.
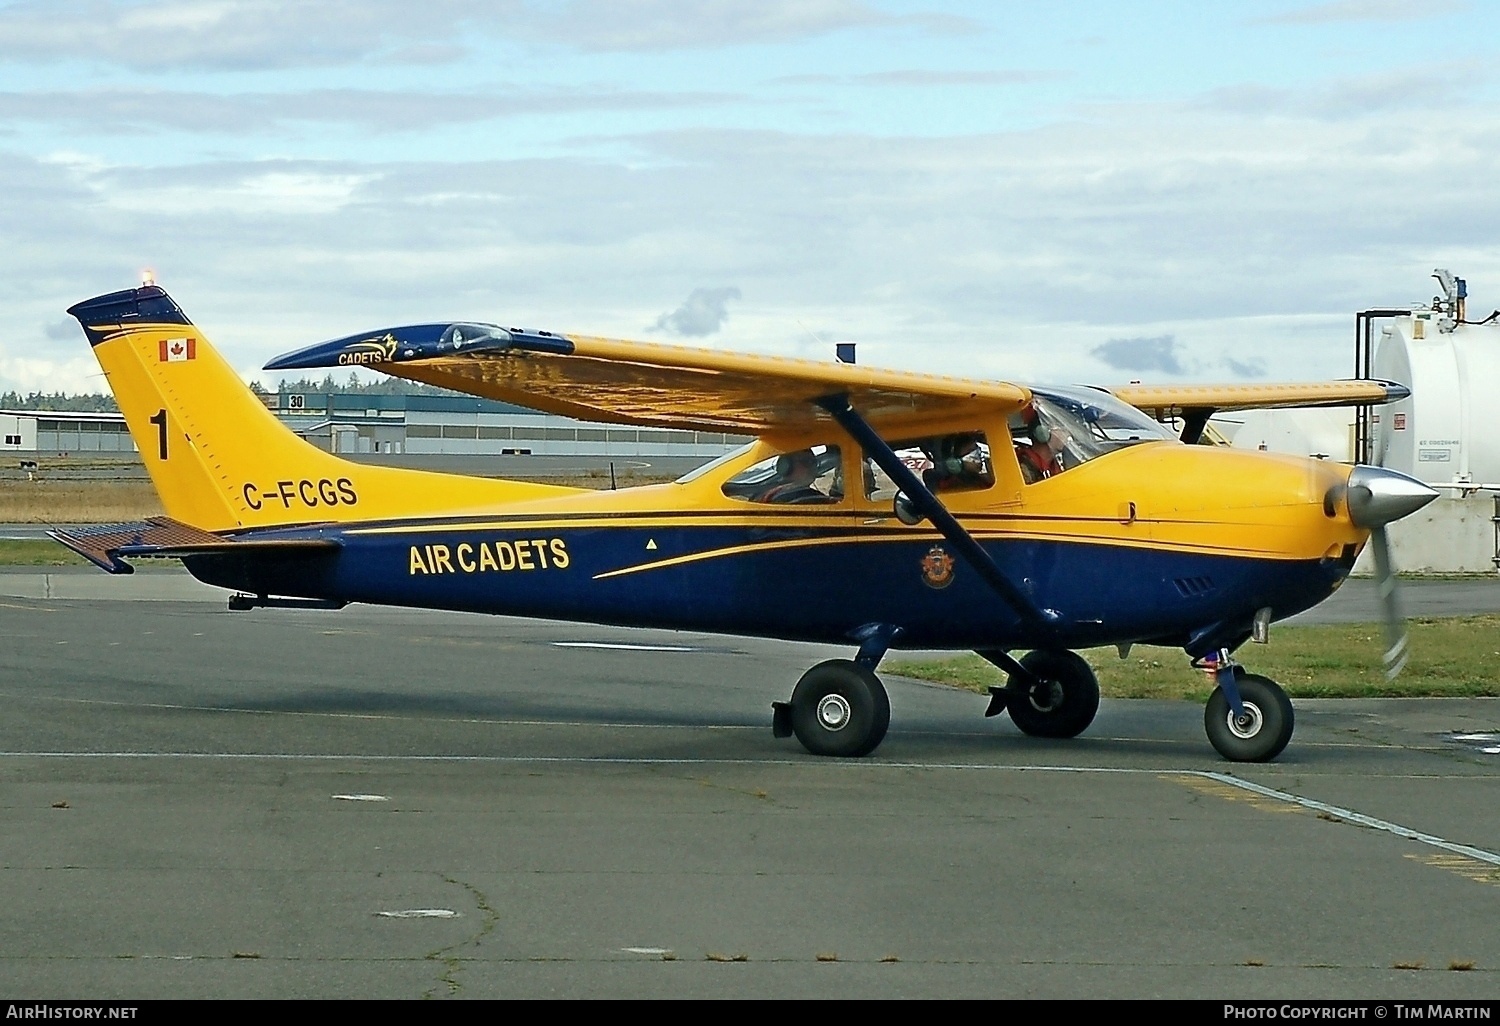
[54,284,1438,762]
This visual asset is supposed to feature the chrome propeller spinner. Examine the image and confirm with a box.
[1340,466,1439,680]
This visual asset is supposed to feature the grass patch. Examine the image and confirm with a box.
[512,472,679,490]
[887,616,1500,700]
[0,480,162,523]
[0,539,90,566]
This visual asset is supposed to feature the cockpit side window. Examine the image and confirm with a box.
[722,444,844,505]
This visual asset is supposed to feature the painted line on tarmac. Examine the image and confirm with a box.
[1445,732,1500,756]
[3,750,1496,867]
[552,642,700,652]
[1200,771,1500,867]
[0,691,1440,750]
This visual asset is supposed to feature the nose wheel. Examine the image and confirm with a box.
[1204,669,1294,762]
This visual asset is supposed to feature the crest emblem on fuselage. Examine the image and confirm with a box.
[921,544,955,589]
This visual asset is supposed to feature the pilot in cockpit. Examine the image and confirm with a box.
[756,449,827,504]
[1016,405,1068,482]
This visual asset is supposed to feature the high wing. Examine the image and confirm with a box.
[1109,380,1409,416]
[1106,379,1410,445]
[265,324,1031,434]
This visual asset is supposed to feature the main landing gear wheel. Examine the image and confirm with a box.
[1204,671,1294,762]
[1005,650,1100,739]
[789,659,891,758]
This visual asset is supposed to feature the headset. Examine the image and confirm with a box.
[939,435,986,475]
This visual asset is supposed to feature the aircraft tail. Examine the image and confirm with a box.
[68,285,577,532]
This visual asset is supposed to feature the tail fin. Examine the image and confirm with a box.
[69,285,576,531]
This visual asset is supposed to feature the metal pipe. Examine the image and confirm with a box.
[1353,308,1411,465]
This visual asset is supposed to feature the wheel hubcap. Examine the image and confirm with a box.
[817,694,852,731]
[1029,680,1064,713]
[1227,701,1264,739]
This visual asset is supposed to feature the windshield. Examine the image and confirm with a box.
[1012,385,1176,472]
[676,441,759,484]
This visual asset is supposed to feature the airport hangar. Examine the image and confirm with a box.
[0,391,750,463]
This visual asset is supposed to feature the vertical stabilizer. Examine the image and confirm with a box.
[68,285,577,531]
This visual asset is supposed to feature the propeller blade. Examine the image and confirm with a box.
[1341,466,1433,680]
[1369,524,1408,679]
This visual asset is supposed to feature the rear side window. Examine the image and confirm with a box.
[863,433,994,499]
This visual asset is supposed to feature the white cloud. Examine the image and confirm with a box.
[775,69,1064,88]
[651,286,742,336]
[0,0,490,70]
[95,168,377,217]
[5,74,1500,392]
[0,354,110,396]
[1199,60,1490,119]
[0,0,908,70]
[43,319,79,341]
[1255,0,1467,25]
[0,86,740,135]
[1093,335,1185,375]
[117,0,240,32]
[522,0,894,52]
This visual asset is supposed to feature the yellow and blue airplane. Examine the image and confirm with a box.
[52,283,1437,762]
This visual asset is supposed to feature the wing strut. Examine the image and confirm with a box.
[816,394,1055,629]
[1179,408,1212,445]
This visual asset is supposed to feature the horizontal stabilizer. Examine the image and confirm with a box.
[49,517,339,575]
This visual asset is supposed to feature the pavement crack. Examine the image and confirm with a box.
[421,875,501,999]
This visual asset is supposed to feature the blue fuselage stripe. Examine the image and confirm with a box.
[187,523,1350,650]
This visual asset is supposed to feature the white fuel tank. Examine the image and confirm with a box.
[1228,406,1353,462]
[1373,312,1500,488]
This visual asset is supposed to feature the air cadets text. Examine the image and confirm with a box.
[409,540,570,575]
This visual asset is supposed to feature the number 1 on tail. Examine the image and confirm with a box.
[149,408,168,460]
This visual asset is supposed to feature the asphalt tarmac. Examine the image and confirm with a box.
[1,580,1497,999]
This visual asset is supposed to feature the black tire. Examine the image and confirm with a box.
[789,659,891,758]
[1005,650,1100,739]
[1204,671,1294,762]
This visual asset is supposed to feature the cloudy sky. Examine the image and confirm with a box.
[2,0,1497,395]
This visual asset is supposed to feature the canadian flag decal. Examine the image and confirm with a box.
[159,337,197,362]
